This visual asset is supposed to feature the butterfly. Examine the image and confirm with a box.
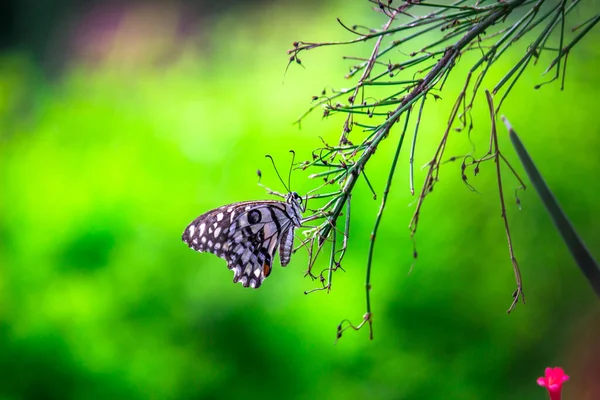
[182,191,305,288]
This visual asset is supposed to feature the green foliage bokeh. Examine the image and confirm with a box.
[1,2,599,399]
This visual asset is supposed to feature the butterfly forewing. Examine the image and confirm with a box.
[182,196,302,288]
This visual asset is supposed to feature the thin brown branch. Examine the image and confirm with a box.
[485,90,525,312]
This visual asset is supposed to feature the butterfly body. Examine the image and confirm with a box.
[182,192,304,288]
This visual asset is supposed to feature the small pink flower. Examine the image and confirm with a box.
[537,367,570,400]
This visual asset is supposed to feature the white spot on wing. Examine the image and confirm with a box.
[241,251,251,265]
[188,225,195,236]
[207,240,213,247]
[214,243,221,250]
[250,279,257,288]
[214,227,221,237]
[253,269,261,278]
[201,237,206,243]
[217,213,224,221]
[198,223,206,236]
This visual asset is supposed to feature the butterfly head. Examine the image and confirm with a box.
[286,191,306,213]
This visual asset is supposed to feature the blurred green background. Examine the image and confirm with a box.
[1,1,599,399]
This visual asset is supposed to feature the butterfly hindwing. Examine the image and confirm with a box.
[182,196,303,288]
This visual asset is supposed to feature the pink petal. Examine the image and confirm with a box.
[537,377,548,387]
[548,383,560,392]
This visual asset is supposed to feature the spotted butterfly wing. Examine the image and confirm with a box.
[182,192,304,288]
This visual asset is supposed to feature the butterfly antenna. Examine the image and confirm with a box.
[265,154,291,193]
[257,168,285,199]
[288,150,296,192]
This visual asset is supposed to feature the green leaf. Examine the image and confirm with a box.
[502,116,600,299]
